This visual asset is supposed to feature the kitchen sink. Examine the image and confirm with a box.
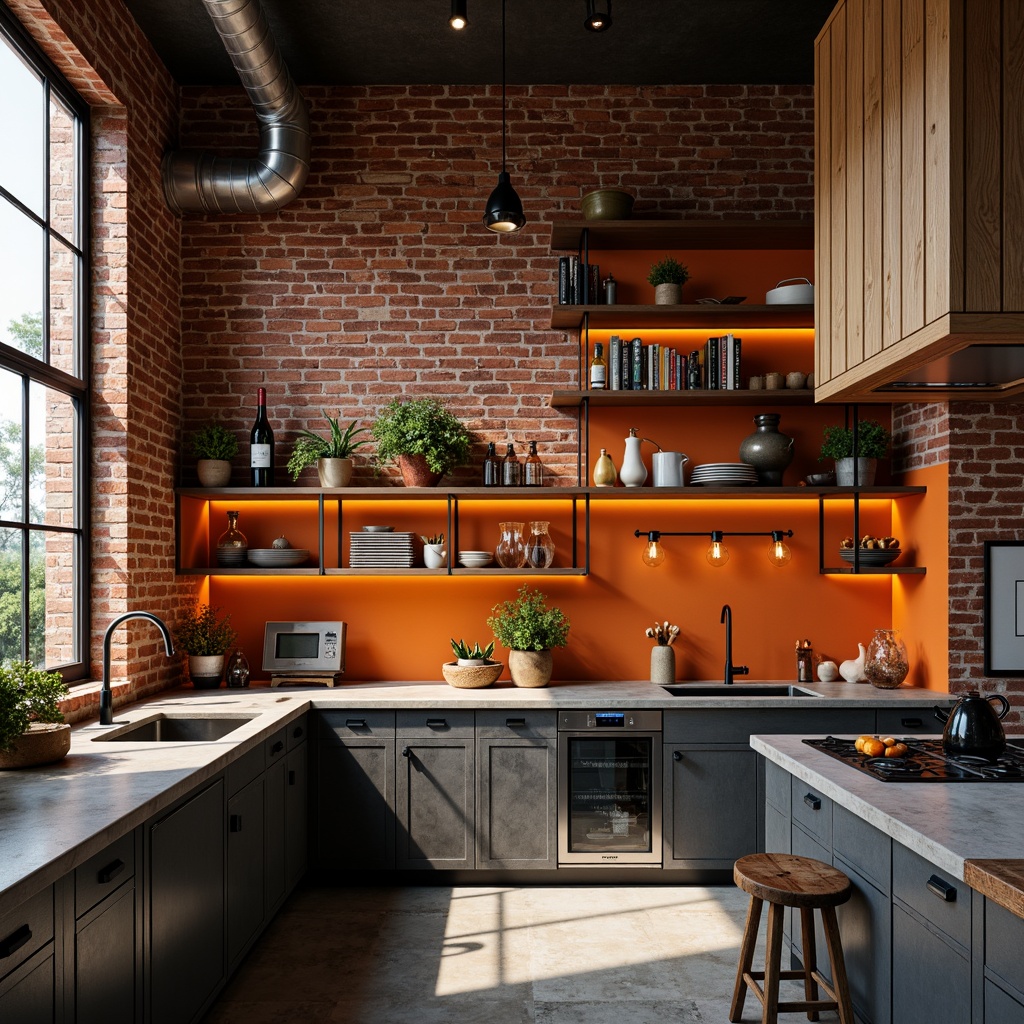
[92,713,256,743]
[661,684,821,698]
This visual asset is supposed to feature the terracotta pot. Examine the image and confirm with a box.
[0,723,71,770]
[188,654,225,689]
[317,457,353,488]
[397,454,442,487]
[197,459,231,487]
[508,649,553,688]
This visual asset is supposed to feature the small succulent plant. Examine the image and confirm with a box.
[450,638,495,662]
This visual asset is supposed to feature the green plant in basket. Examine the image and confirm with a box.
[487,585,570,652]
[0,662,68,754]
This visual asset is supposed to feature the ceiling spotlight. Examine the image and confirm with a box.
[584,0,612,31]
[450,0,467,30]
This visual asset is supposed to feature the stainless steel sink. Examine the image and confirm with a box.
[661,684,821,698]
[92,713,256,742]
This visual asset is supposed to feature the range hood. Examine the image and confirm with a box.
[877,345,1024,397]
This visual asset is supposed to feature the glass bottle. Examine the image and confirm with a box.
[864,628,909,689]
[216,510,248,566]
[495,522,526,568]
[226,649,251,689]
[590,342,607,389]
[249,386,275,486]
[796,639,813,683]
[524,440,544,486]
[482,441,502,486]
[502,443,522,487]
[526,521,555,568]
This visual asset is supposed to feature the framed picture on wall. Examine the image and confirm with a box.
[984,541,1024,675]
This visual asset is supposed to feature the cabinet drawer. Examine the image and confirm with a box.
[286,714,309,750]
[764,760,791,814]
[476,710,556,738]
[833,805,890,895]
[664,708,874,744]
[791,778,832,848]
[75,830,136,918]
[985,900,1024,999]
[320,710,395,738]
[397,710,474,737]
[0,885,53,980]
[875,707,939,736]
[227,743,265,795]
[265,727,288,765]
[892,841,970,952]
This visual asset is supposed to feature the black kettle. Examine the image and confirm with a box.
[934,690,1011,759]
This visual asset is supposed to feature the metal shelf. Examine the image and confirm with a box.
[550,303,814,330]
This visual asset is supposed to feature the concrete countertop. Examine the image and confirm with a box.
[752,733,1024,905]
[0,678,949,915]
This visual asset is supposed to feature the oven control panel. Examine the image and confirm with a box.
[559,710,663,731]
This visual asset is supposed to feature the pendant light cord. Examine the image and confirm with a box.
[501,0,507,174]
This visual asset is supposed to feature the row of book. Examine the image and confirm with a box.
[557,257,603,305]
[604,334,743,391]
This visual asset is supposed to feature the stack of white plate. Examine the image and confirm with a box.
[349,531,418,568]
[458,550,494,568]
[247,548,310,568]
[689,463,759,486]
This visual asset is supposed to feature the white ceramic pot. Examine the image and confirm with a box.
[817,660,838,683]
[188,654,224,689]
[197,459,231,487]
[317,457,353,488]
[766,277,814,304]
[839,644,867,683]
[652,451,688,487]
[423,543,447,569]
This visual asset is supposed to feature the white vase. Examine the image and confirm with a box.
[197,459,231,487]
[839,644,867,683]
[317,457,353,488]
[620,430,649,487]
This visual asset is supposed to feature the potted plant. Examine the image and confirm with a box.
[441,638,502,689]
[174,603,238,689]
[647,256,690,305]
[0,661,70,770]
[286,410,369,487]
[190,423,239,488]
[372,397,472,486]
[820,420,891,486]
[487,585,570,688]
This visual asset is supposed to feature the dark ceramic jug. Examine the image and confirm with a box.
[934,690,1010,759]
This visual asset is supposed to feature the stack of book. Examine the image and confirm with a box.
[557,257,601,304]
[604,334,743,391]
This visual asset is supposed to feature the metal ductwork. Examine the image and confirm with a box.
[161,0,310,215]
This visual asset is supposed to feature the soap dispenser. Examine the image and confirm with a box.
[620,428,657,488]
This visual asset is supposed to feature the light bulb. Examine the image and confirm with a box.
[706,532,729,567]
[642,538,665,567]
[768,532,792,567]
[450,0,467,29]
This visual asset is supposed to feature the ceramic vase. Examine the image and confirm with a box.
[864,629,909,689]
[188,654,225,689]
[593,448,617,487]
[508,649,553,688]
[317,457,353,488]
[650,645,676,684]
[839,644,867,683]
[738,413,795,486]
[423,543,447,569]
[620,430,650,487]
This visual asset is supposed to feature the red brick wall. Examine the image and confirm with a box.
[892,402,950,473]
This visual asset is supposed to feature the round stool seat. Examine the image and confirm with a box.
[734,852,852,909]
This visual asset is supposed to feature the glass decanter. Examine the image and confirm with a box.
[226,649,251,689]
[495,522,526,568]
[216,510,248,566]
[526,521,555,568]
[864,628,909,689]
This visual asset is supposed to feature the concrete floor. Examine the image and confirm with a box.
[203,884,843,1023]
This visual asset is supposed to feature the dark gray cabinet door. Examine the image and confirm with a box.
[75,883,137,1024]
[985,980,1024,1024]
[149,779,225,1024]
[664,745,758,869]
[0,945,55,1024]
[477,737,557,870]
[892,904,971,1023]
[835,859,891,1024]
[285,743,308,889]
[227,775,265,966]
[264,760,286,911]
[396,738,474,869]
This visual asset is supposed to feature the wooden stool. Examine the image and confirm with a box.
[730,852,855,1024]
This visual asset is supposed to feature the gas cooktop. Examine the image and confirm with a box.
[804,736,1024,782]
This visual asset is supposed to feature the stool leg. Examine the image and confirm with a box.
[821,906,855,1024]
[798,907,820,1022]
[730,895,763,1022]
[762,901,785,1024]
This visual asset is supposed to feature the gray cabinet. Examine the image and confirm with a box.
[396,711,475,870]
[476,711,557,870]
[264,728,287,912]
[316,711,396,869]
[226,773,265,966]
[148,778,226,1024]
[983,900,1024,1022]
[285,739,308,890]
[0,884,57,1024]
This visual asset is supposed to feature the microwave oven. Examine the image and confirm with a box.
[262,621,346,680]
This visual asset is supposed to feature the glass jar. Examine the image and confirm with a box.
[526,521,556,569]
[216,510,248,567]
[495,522,527,568]
[226,649,251,689]
[864,628,909,689]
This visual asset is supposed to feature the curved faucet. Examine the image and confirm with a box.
[720,604,749,686]
[101,612,175,725]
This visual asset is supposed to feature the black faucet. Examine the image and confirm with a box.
[720,604,749,685]
[100,612,175,725]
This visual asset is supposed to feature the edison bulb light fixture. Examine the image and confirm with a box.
[450,0,467,29]
[641,531,665,567]
[768,529,793,567]
[706,531,730,568]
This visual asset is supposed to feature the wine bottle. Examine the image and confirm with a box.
[249,387,275,486]
[482,441,502,486]
[590,342,607,389]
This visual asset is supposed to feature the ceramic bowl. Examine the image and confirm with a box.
[458,552,493,568]
[441,660,503,688]
[839,547,900,567]
[581,188,635,221]
[805,472,836,487]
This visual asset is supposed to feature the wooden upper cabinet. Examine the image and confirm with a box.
[814,0,1024,401]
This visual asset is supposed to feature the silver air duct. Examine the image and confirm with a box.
[162,0,310,215]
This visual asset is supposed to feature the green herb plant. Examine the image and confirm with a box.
[371,397,472,478]
[174,603,238,656]
[647,257,690,287]
[487,585,570,652]
[0,661,68,753]
[190,424,239,461]
[450,639,495,662]
[287,411,369,482]
[819,421,891,461]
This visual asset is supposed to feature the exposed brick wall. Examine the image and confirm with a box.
[892,402,950,473]
[176,83,815,485]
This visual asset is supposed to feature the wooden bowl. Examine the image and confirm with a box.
[441,661,504,688]
[581,188,635,221]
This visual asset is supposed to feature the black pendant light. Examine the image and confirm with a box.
[483,0,525,232]
[584,0,612,31]
[449,0,467,30]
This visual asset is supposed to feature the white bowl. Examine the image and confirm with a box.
[458,553,493,568]
[766,277,814,304]
[459,550,491,557]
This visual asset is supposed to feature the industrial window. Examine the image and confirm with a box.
[0,9,89,678]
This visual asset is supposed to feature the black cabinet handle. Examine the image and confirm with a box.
[505,717,526,728]
[673,751,683,761]
[292,725,305,739]
[0,924,31,960]
[270,740,284,755]
[401,746,411,757]
[97,858,126,885]
[426,718,447,729]
[288,770,296,786]
[803,793,822,811]
[926,875,957,902]
[229,814,243,833]
[345,718,367,729]
[901,717,924,728]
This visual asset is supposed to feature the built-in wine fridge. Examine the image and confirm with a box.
[557,710,662,866]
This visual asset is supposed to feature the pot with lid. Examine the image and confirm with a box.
[934,690,1010,759]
